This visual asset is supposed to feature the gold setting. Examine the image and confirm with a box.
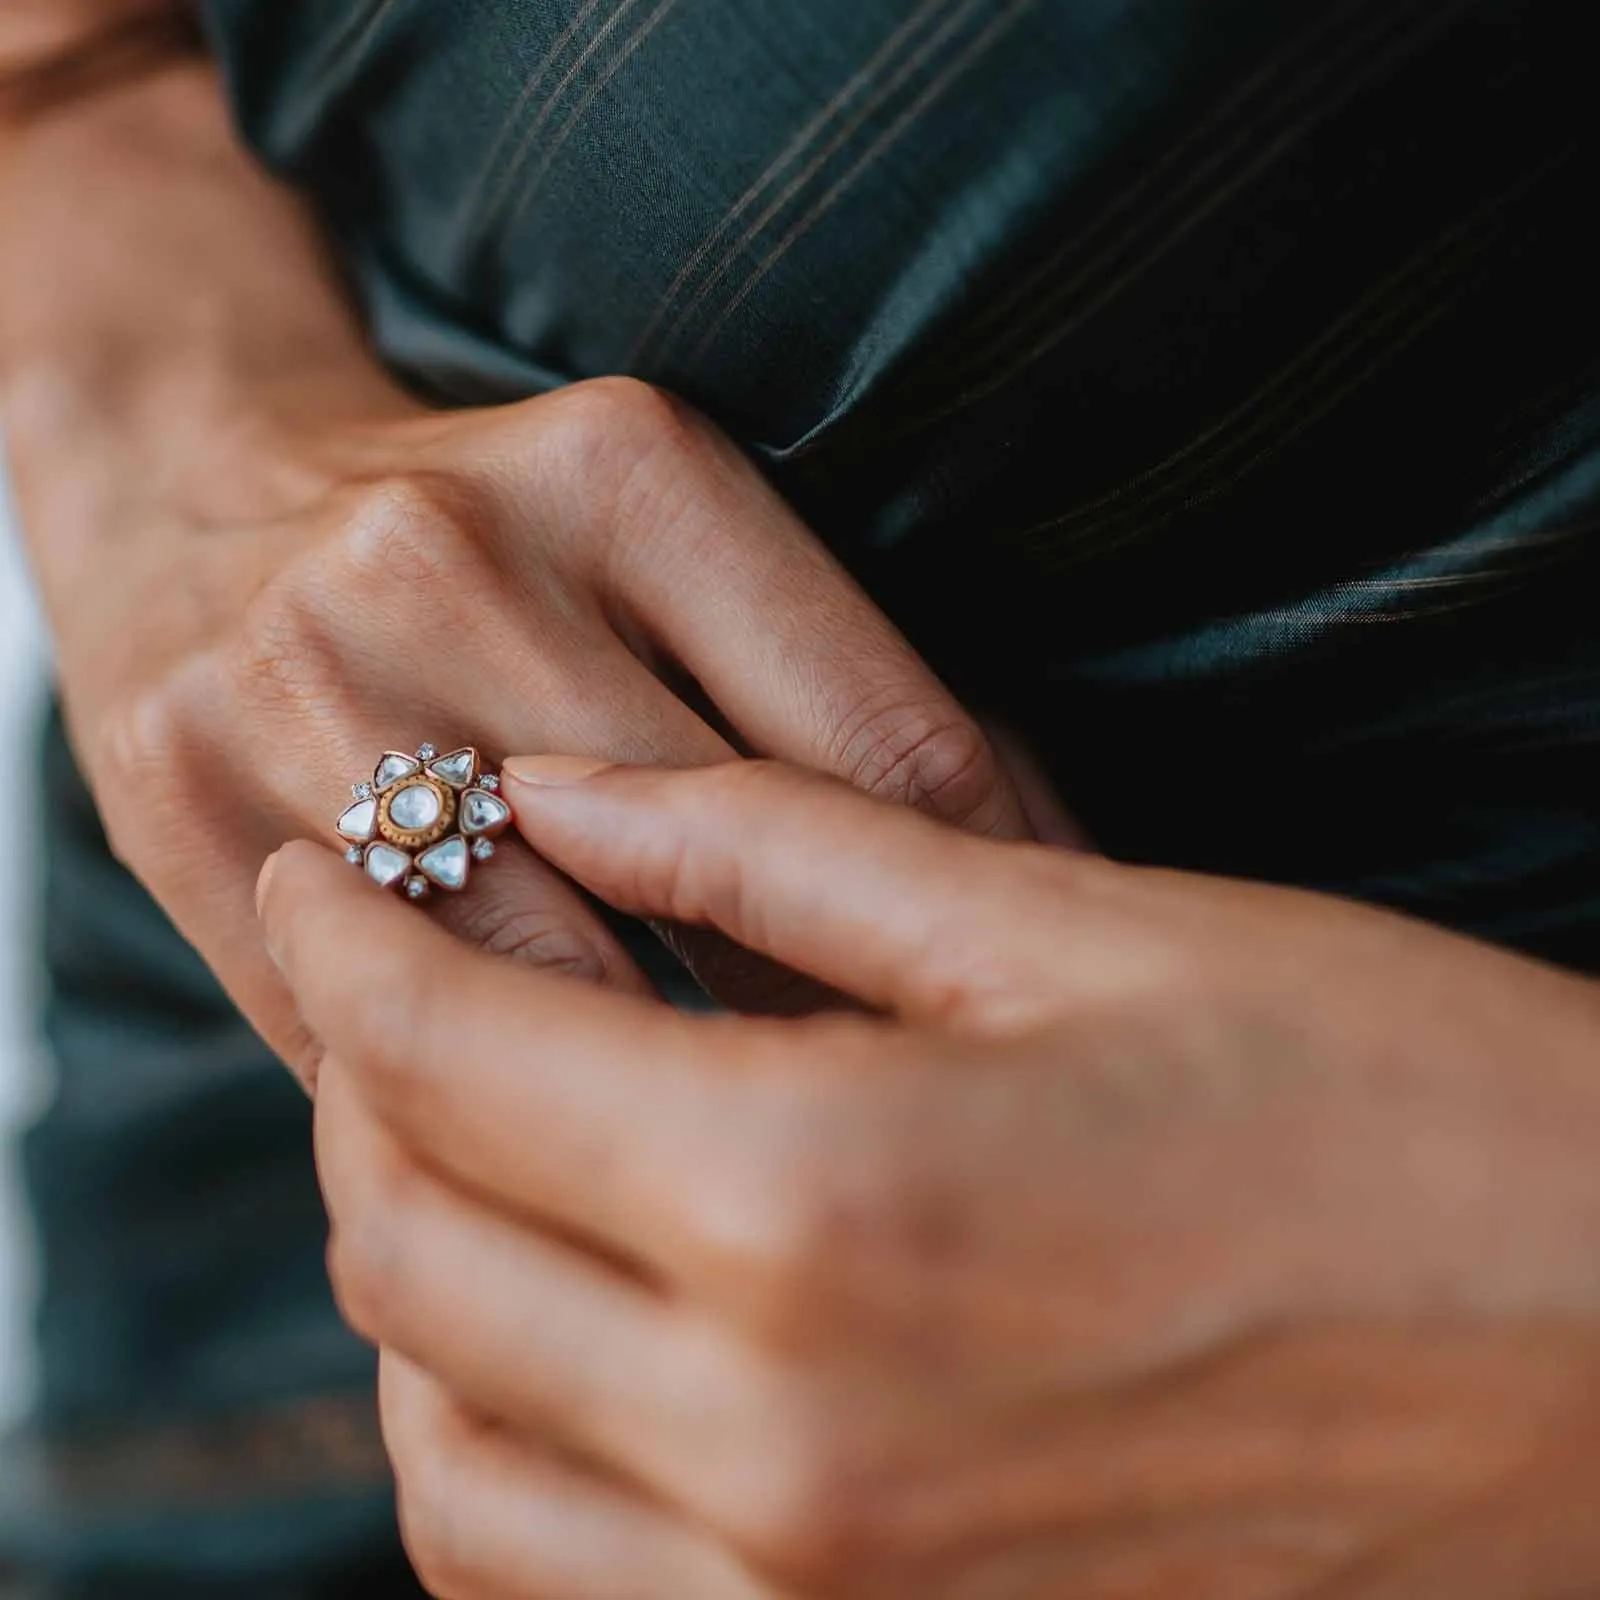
[339,744,512,901]
[376,775,456,848]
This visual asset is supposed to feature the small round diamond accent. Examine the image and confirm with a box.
[352,781,373,800]
[471,838,496,862]
[479,773,500,793]
[405,876,429,899]
[345,846,364,866]
[416,743,438,762]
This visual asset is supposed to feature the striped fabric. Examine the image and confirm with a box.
[195,0,1600,967]
[11,4,1598,1586]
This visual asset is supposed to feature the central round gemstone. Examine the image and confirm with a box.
[388,782,442,833]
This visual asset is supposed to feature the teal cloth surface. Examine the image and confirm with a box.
[199,0,1600,959]
[9,1,1600,1588]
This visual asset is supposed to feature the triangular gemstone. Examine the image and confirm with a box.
[426,748,478,788]
[460,790,512,836]
[336,797,378,843]
[417,835,470,891]
[374,752,420,791]
[364,842,412,889]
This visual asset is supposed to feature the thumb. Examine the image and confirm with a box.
[502,756,1067,1023]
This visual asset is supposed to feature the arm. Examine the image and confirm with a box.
[1,1,199,117]
[0,4,404,509]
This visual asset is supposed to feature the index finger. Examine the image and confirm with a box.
[255,839,815,1284]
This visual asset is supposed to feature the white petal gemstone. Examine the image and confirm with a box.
[351,781,373,801]
[336,796,379,843]
[364,843,412,889]
[471,838,496,862]
[479,773,500,793]
[345,846,364,866]
[387,781,442,833]
[461,790,511,836]
[416,743,438,762]
[426,748,478,788]
[374,753,420,791]
[417,835,470,891]
[406,876,429,900]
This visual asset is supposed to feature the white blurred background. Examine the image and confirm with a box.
[0,455,46,1428]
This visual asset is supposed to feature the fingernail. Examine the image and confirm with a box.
[255,851,279,918]
[503,754,613,788]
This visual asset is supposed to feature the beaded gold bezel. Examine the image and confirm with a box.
[334,744,512,900]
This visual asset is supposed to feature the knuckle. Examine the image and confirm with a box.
[712,1118,898,1332]
[378,1368,458,1593]
[92,660,201,789]
[279,1017,328,1100]
[746,1176,858,1318]
[730,1413,893,1586]
[446,896,616,981]
[538,375,700,473]
[89,661,211,867]
[666,1331,901,1584]
[837,701,1006,834]
[534,377,716,559]
[327,472,493,611]
[706,1064,955,1345]
[336,960,451,1116]
[384,1383,552,1600]
[324,1164,416,1344]
[393,1454,473,1600]
[229,563,345,725]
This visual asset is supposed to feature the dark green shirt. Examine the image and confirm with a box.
[10,2,1599,1590]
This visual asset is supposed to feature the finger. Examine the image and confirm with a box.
[504,757,1082,1024]
[381,1354,767,1600]
[546,384,1028,839]
[982,717,1092,850]
[214,558,698,976]
[97,714,323,1077]
[278,812,654,1095]
[307,709,812,1018]
[317,1057,738,1499]
[312,722,655,1008]
[258,839,816,1277]
[174,605,658,1048]
[247,771,654,1091]
[225,496,819,1012]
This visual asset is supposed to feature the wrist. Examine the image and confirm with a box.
[2,354,384,544]
[1,6,203,128]
[1,58,417,534]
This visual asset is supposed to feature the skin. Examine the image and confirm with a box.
[257,757,1600,1600]
[13,11,1600,1597]
[0,9,1033,1059]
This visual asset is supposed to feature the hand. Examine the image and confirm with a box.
[258,759,1600,1599]
[57,375,1027,1045]
[3,55,1029,1065]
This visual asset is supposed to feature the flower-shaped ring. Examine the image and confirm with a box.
[335,743,513,900]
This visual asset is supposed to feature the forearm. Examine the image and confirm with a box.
[0,0,177,69]
[0,25,404,598]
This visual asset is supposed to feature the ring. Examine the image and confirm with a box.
[335,743,513,900]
